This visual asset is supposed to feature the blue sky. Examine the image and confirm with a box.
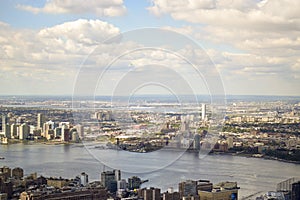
[1,0,182,29]
[0,0,299,96]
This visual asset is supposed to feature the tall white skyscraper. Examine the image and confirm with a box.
[201,103,206,121]
[10,124,18,138]
[19,123,30,140]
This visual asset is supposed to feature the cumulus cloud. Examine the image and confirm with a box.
[38,19,120,53]
[0,19,120,64]
[0,19,123,94]
[1,19,222,95]
[148,0,300,52]
[148,0,300,95]
[148,0,300,31]
[17,0,126,17]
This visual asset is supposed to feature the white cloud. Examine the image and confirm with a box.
[1,12,299,96]
[0,19,121,64]
[0,19,123,95]
[148,0,300,51]
[148,0,300,31]
[2,20,212,95]
[162,26,194,36]
[0,21,9,27]
[148,0,300,95]
[38,19,120,51]
[17,0,126,17]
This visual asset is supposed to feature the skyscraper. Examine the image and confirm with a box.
[19,123,30,140]
[2,115,8,132]
[37,114,45,130]
[80,172,88,186]
[2,115,10,138]
[115,169,121,181]
[43,120,55,139]
[10,124,18,139]
[61,126,70,142]
[201,104,206,121]
[101,170,119,193]
[194,134,201,150]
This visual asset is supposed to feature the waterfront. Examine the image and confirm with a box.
[0,143,299,199]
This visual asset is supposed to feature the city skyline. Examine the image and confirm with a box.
[0,0,300,96]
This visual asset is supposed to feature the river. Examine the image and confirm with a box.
[1,143,299,199]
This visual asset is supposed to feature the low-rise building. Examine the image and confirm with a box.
[198,182,239,200]
[46,177,70,189]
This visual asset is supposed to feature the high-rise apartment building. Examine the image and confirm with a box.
[10,124,18,139]
[43,121,55,139]
[61,126,70,142]
[80,172,88,186]
[101,170,120,193]
[2,115,8,132]
[2,115,10,138]
[201,104,206,121]
[19,123,30,140]
[37,114,45,130]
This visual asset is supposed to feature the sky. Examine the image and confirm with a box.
[0,0,299,96]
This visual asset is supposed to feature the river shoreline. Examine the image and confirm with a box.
[1,141,300,165]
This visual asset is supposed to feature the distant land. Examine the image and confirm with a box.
[0,94,300,103]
